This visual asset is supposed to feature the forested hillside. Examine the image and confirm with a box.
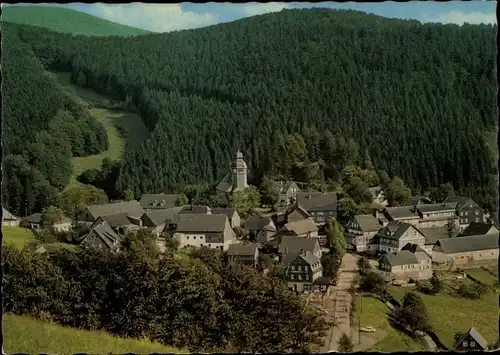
[2,6,149,37]
[3,8,498,212]
[2,25,108,216]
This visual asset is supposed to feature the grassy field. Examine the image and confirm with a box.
[466,269,498,287]
[2,226,36,250]
[3,6,149,37]
[357,294,424,352]
[388,284,498,348]
[3,314,185,354]
[48,71,150,185]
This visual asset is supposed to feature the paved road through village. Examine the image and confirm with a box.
[320,252,359,352]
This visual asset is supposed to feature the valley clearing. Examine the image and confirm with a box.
[3,314,186,354]
[47,71,150,186]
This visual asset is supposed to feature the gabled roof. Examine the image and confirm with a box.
[174,214,228,233]
[283,219,318,235]
[290,205,311,218]
[454,327,489,350]
[400,196,433,207]
[82,221,122,249]
[142,206,183,227]
[380,250,425,266]
[211,207,238,219]
[227,243,258,256]
[278,235,319,255]
[443,195,477,210]
[139,193,180,209]
[296,192,337,212]
[25,213,43,224]
[179,205,212,215]
[86,200,144,220]
[384,207,419,220]
[376,221,415,240]
[419,227,453,245]
[435,233,498,254]
[352,214,381,232]
[2,207,18,221]
[461,222,497,237]
[417,203,456,214]
[93,213,136,229]
[279,181,299,193]
[281,250,321,267]
[244,216,273,231]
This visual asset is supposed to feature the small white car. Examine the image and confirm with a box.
[360,326,376,333]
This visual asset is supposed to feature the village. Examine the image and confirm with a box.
[2,150,498,352]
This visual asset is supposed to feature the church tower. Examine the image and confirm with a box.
[231,150,248,192]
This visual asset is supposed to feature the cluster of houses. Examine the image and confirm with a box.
[2,151,498,293]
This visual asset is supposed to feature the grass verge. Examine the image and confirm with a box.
[2,226,36,250]
[47,71,150,186]
[357,294,424,352]
[388,284,498,348]
[3,313,186,354]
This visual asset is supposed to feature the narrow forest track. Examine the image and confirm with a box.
[47,71,150,186]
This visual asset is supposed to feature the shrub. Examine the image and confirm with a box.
[359,271,386,294]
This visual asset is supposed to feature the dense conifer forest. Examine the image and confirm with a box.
[2,8,497,214]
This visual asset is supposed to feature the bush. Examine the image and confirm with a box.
[3,242,329,353]
[457,281,487,299]
[359,271,386,294]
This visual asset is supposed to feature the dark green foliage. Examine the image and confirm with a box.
[338,332,354,352]
[321,253,340,279]
[3,244,329,353]
[359,271,386,295]
[389,291,431,335]
[357,257,372,276]
[457,280,489,299]
[3,8,497,212]
[2,24,108,216]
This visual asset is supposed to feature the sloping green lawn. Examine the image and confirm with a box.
[3,314,186,354]
[388,284,498,348]
[3,6,149,37]
[48,71,150,186]
[466,269,498,287]
[357,294,424,352]
[2,226,36,250]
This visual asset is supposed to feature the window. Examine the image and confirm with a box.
[475,210,479,215]
[318,212,324,216]
[304,266,309,272]
[298,275,303,280]
[475,218,480,222]
[193,236,196,240]
[208,244,211,248]
[186,236,190,240]
[291,274,295,280]
[305,274,310,281]
[291,266,296,271]
[463,341,468,347]
[470,341,476,347]
[298,265,302,271]
[465,212,468,216]
[460,212,464,216]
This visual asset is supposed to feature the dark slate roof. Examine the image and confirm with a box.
[278,235,319,255]
[216,173,233,193]
[455,328,489,350]
[227,243,258,256]
[443,195,475,209]
[139,193,180,209]
[86,200,144,220]
[82,221,122,249]
[436,233,498,254]
[179,205,212,215]
[290,205,311,218]
[211,208,237,219]
[296,192,337,212]
[283,219,318,235]
[175,214,228,233]
[461,222,497,237]
[384,207,419,220]
[400,196,433,207]
[417,203,456,214]
[419,227,453,245]
[401,243,426,253]
[313,276,332,285]
[142,207,183,227]
[376,221,413,240]
[97,213,136,229]
[2,207,18,220]
[353,214,381,232]
[244,216,273,231]
[381,250,419,266]
[281,250,321,267]
[25,213,43,224]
